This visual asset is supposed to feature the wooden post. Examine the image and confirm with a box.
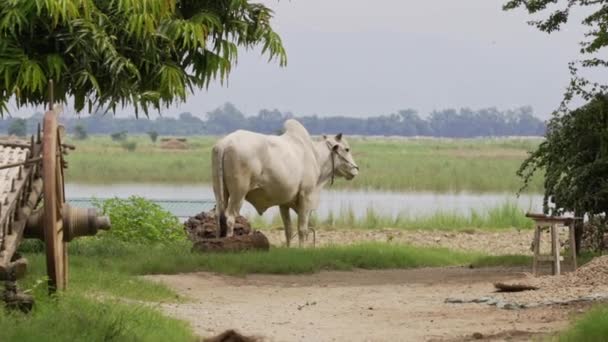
[533,225,541,276]
[551,224,561,275]
[569,221,578,270]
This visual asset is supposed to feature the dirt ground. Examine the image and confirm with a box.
[263,227,565,256]
[145,266,597,342]
[145,227,602,341]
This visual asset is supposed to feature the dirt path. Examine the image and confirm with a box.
[145,267,590,342]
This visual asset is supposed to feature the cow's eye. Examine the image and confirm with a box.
[345,148,350,152]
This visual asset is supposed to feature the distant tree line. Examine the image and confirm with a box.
[0,102,545,138]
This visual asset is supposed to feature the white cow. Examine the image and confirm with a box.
[211,119,359,246]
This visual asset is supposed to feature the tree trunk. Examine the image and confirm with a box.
[192,231,270,253]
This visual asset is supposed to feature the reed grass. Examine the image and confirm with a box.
[250,201,535,231]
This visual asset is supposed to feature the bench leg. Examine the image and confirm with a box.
[551,224,561,276]
[533,226,541,276]
[569,223,578,270]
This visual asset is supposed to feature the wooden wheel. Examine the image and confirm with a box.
[42,108,67,293]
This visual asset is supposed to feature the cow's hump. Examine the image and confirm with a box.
[283,119,311,140]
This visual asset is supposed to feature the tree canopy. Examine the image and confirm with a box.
[518,95,608,217]
[504,0,608,107]
[2,103,546,138]
[0,0,286,116]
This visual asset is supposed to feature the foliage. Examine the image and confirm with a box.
[0,0,286,116]
[518,95,608,216]
[93,196,184,244]
[73,124,87,140]
[147,130,159,143]
[110,130,127,141]
[504,0,608,110]
[7,118,26,136]
[120,140,137,152]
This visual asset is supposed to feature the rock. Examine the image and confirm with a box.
[202,329,260,342]
[502,303,522,310]
[184,209,252,242]
[486,298,499,306]
[472,332,484,339]
[472,297,492,303]
[444,298,465,304]
[192,231,270,253]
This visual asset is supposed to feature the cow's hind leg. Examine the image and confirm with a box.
[225,191,246,237]
[296,210,311,248]
[280,205,293,247]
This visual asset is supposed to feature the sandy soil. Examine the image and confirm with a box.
[145,267,594,342]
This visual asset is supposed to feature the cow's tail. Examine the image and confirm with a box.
[212,144,228,237]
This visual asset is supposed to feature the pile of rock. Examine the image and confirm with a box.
[446,256,608,309]
[183,209,269,253]
[183,209,252,241]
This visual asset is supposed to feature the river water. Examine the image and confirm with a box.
[65,183,543,219]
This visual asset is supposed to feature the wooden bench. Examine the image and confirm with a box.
[526,213,581,276]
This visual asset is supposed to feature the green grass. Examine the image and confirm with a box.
[0,294,195,342]
[64,135,544,193]
[469,255,533,268]
[557,305,608,342]
[22,238,530,279]
[251,201,535,231]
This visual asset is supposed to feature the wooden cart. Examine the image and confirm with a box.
[0,106,110,311]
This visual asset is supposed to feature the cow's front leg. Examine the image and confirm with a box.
[280,205,294,247]
[296,210,311,247]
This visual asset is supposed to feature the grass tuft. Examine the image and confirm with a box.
[558,305,608,342]
[0,294,194,342]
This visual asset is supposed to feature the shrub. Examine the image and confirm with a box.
[110,131,127,141]
[73,124,88,140]
[120,141,137,152]
[8,119,26,136]
[147,131,159,143]
[94,196,184,244]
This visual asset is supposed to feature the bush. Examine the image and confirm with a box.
[110,131,127,141]
[73,124,88,140]
[147,131,159,143]
[120,140,137,151]
[8,119,26,136]
[94,196,184,244]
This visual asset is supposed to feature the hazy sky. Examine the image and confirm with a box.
[9,0,591,119]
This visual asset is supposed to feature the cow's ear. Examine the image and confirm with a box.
[335,133,343,141]
[332,144,339,152]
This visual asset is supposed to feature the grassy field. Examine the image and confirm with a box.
[19,238,526,277]
[64,135,544,193]
[251,201,536,231]
[558,305,608,341]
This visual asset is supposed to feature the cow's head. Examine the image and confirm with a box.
[324,133,359,180]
